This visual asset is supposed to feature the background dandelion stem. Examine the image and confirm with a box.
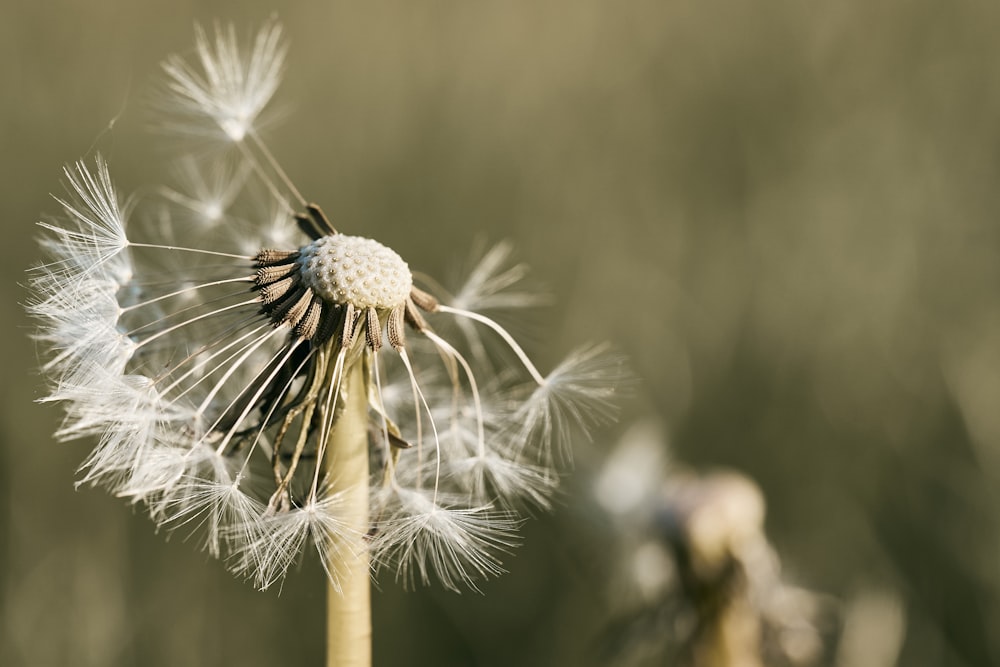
[325,361,372,667]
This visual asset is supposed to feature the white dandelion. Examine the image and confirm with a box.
[28,19,627,665]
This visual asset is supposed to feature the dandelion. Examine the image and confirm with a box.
[28,21,626,666]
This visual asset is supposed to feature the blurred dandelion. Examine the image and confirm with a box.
[27,19,626,666]
[594,423,834,667]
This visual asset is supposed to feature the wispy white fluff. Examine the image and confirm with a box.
[28,280,131,384]
[154,470,265,559]
[159,20,286,142]
[118,444,196,503]
[35,157,131,287]
[440,242,547,369]
[230,493,360,591]
[371,488,521,592]
[159,155,251,225]
[511,343,627,463]
[450,241,548,313]
[447,451,558,509]
[75,374,168,491]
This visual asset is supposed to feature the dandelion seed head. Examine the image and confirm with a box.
[28,20,627,594]
[298,235,412,310]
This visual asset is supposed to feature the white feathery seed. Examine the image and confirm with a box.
[371,488,522,593]
[160,155,251,226]
[159,19,286,142]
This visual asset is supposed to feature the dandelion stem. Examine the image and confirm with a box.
[324,360,371,667]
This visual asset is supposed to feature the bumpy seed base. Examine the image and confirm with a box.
[298,235,412,309]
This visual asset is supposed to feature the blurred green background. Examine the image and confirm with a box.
[5,0,1000,665]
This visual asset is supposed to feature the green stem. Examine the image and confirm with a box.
[324,360,371,667]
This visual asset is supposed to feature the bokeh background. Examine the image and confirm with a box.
[4,1,1000,665]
